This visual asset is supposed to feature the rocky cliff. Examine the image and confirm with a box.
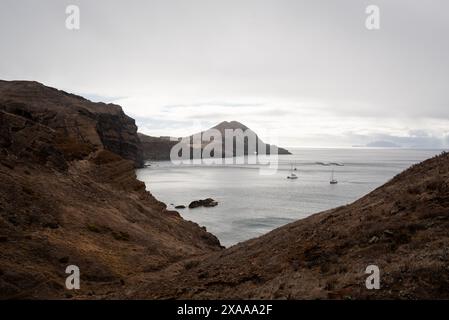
[0,80,144,168]
[0,81,222,299]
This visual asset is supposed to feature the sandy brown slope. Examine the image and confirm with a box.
[131,152,449,299]
[0,94,222,299]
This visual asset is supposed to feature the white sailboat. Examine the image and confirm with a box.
[287,163,298,179]
[330,169,338,184]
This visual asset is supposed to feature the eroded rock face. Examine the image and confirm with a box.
[0,80,144,167]
[0,110,68,170]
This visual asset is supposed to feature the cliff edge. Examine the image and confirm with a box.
[0,80,144,168]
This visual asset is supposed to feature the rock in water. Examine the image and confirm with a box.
[188,198,218,209]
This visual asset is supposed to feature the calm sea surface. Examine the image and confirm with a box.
[136,148,444,247]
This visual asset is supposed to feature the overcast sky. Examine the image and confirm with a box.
[1,0,448,147]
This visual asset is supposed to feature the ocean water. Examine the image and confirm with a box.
[136,148,444,247]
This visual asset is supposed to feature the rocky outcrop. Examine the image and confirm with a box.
[188,198,218,209]
[132,152,449,299]
[138,133,178,161]
[0,80,144,167]
[0,82,222,299]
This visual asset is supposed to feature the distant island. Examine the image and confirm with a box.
[353,140,402,148]
[139,120,291,161]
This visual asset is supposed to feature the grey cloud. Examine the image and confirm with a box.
[163,102,264,109]
[1,0,448,147]
[134,116,188,134]
[81,93,126,103]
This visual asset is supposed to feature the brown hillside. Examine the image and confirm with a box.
[0,84,222,299]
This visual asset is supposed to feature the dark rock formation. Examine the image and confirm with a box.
[0,80,144,167]
[188,198,218,209]
[175,205,186,209]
